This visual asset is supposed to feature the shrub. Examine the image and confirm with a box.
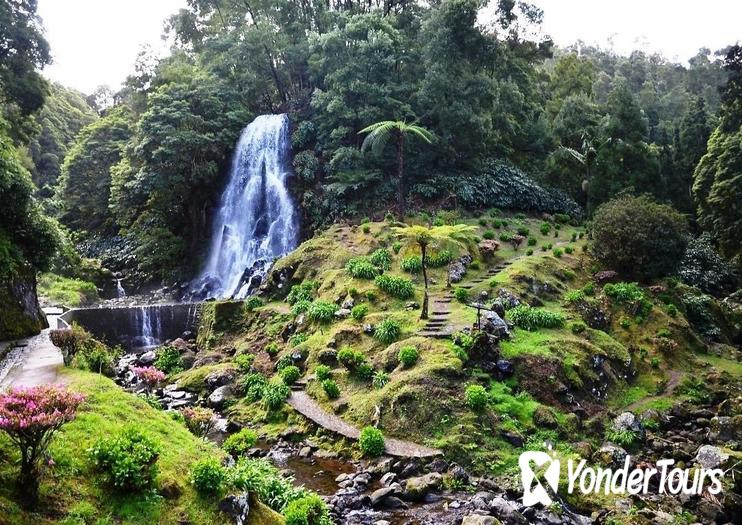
[398,346,419,368]
[287,281,316,304]
[564,290,585,303]
[498,231,513,242]
[290,333,308,347]
[223,428,258,457]
[571,321,587,334]
[230,458,309,513]
[517,226,530,236]
[307,300,336,324]
[491,219,503,229]
[465,385,488,411]
[375,274,415,299]
[541,244,548,252]
[583,282,595,296]
[555,213,571,224]
[553,248,563,258]
[355,362,374,381]
[489,208,501,217]
[280,365,302,385]
[182,406,217,438]
[284,493,330,525]
[234,353,255,373]
[591,196,688,280]
[50,324,119,375]
[265,342,280,356]
[372,371,390,389]
[243,373,268,402]
[351,303,369,320]
[132,366,166,392]
[263,381,291,411]
[620,318,631,329]
[454,287,469,303]
[666,304,678,317]
[564,246,574,254]
[337,347,366,370]
[478,218,488,226]
[190,457,227,494]
[154,346,183,375]
[392,241,403,253]
[246,296,263,311]
[526,249,533,256]
[369,249,392,270]
[507,305,565,331]
[292,299,312,316]
[401,255,423,273]
[540,222,551,235]
[359,427,385,457]
[322,379,340,399]
[527,237,537,246]
[314,365,332,381]
[89,426,160,491]
[603,282,645,303]
[362,224,371,234]
[483,229,496,239]
[571,233,577,242]
[678,233,738,295]
[0,385,84,503]
[605,428,637,447]
[374,318,402,344]
[346,257,379,279]
[365,290,377,302]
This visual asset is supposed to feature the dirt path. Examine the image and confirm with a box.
[625,369,682,412]
[288,391,442,458]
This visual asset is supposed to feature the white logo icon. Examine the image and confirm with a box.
[519,450,561,507]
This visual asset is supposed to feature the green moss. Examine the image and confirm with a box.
[38,273,99,307]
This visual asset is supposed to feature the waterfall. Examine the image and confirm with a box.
[132,305,163,348]
[116,279,126,298]
[191,114,299,299]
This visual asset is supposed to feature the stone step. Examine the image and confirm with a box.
[417,331,452,339]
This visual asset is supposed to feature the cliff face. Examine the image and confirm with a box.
[0,268,47,340]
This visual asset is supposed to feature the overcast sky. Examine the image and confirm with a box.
[39,0,742,95]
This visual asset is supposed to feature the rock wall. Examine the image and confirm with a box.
[0,268,47,340]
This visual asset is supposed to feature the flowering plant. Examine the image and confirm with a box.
[182,406,217,438]
[0,385,85,507]
[132,366,166,392]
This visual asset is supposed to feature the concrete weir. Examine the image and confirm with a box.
[59,303,202,350]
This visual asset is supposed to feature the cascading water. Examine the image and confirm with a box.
[132,305,163,348]
[116,279,126,298]
[191,114,299,299]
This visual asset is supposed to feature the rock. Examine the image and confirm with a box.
[317,350,337,365]
[462,514,499,525]
[219,493,250,525]
[501,431,523,448]
[363,323,375,335]
[205,368,236,389]
[489,496,527,525]
[425,457,449,473]
[341,298,354,310]
[448,463,469,483]
[533,406,558,429]
[695,445,728,469]
[593,443,628,468]
[369,487,395,507]
[478,240,501,259]
[380,472,397,486]
[404,472,442,501]
[710,416,735,442]
[298,446,312,458]
[208,385,234,409]
[449,255,473,283]
[613,412,645,440]
[593,270,618,283]
[169,338,190,353]
[482,311,510,340]
[159,478,183,499]
[382,496,407,509]
[334,308,351,319]
[405,301,419,310]
[496,359,514,377]
[137,351,156,366]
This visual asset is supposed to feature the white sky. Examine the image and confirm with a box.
[39,0,742,95]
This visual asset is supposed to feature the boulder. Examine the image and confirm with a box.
[613,412,645,440]
[169,338,190,353]
[404,472,442,501]
[137,351,156,366]
[489,496,527,525]
[593,443,628,468]
[695,445,729,469]
[369,487,395,508]
[205,368,236,389]
[449,255,473,283]
[317,349,337,365]
[482,311,510,340]
[478,240,501,259]
[334,308,351,319]
[219,493,250,525]
[533,406,558,429]
[593,270,618,283]
[462,516,500,525]
[208,385,234,409]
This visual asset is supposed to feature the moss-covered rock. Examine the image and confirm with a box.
[0,268,46,340]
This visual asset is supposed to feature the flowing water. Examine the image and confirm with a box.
[191,114,299,300]
[116,279,126,298]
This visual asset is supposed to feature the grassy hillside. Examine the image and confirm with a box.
[0,369,283,525]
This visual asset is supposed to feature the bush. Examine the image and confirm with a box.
[243,373,268,402]
[280,365,302,385]
[527,237,537,246]
[182,406,217,438]
[154,346,183,375]
[351,303,369,320]
[553,248,563,258]
[678,234,738,296]
[465,385,489,411]
[337,347,366,370]
[526,248,533,256]
[605,428,637,447]
[398,346,419,368]
[89,426,160,491]
[507,305,565,331]
[372,371,390,389]
[491,219,503,228]
[498,231,513,242]
[483,230,495,240]
[230,458,310,513]
[374,318,401,344]
[355,362,374,381]
[401,255,423,273]
[234,353,255,373]
[265,342,280,356]
[564,290,585,303]
[246,296,263,311]
[362,224,371,234]
[564,246,574,254]
[314,365,332,381]
[223,428,258,457]
[540,222,551,235]
[591,196,688,280]
[307,300,336,324]
[392,241,403,253]
[517,226,530,236]
[263,381,291,411]
[322,379,340,399]
[132,366,166,392]
[369,249,392,270]
[50,324,119,375]
[571,321,587,334]
[346,257,379,279]
[287,281,316,304]
[292,299,312,316]
[190,457,227,494]
[284,494,330,525]
[454,287,469,303]
[555,213,571,224]
[375,274,415,299]
[358,427,385,457]
[603,282,645,303]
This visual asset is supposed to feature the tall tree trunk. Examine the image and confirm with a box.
[420,243,429,319]
[397,131,405,217]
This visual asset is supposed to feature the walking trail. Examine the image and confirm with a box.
[288,390,442,458]
[0,308,64,390]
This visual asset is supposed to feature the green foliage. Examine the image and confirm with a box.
[230,458,312,513]
[398,346,419,368]
[427,250,453,267]
[346,256,379,279]
[499,231,513,242]
[234,353,255,373]
[284,493,330,525]
[321,379,340,400]
[290,333,308,347]
[263,381,291,411]
[372,371,390,389]
[337,347,366,371]
[358,427,385,457]
[89,426,160,491]
[540,223,551,235]
[465,385,489,411]
[564,246,574,254]
[374,318,402,344]
[351,303,369,321]
[287,281,316,305]
[222,428,258,457]
[246,296,263,311]
[307,300,337,324]
[527,237,537,246]
[374,275,415,299]
[190,457,227,494]
[508,306,565,331]
[454,287,469,303]
[591,196,688,280]
[605,428,637,447]
[401,255,423,274]
[50,324,120,376]
[369,249,392,270]
[603,282,645,303]
[570,321,587,334]
[483,230,495,240]
[314,365,332,381]
[392,242,403,254]
[154,346,183,375]
[280,366,302,385]
[552,248,563,258]
[564,290,585,303]
[37,273,99,307]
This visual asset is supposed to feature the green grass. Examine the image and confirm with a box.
[38,273,99,307]
[0,369,283,525]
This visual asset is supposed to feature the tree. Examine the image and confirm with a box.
[392,224,475,319]
[359,121,434,215]
[674,97,711,213]
[0,385,84,507]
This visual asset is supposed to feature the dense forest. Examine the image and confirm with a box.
[1,0,740,290]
